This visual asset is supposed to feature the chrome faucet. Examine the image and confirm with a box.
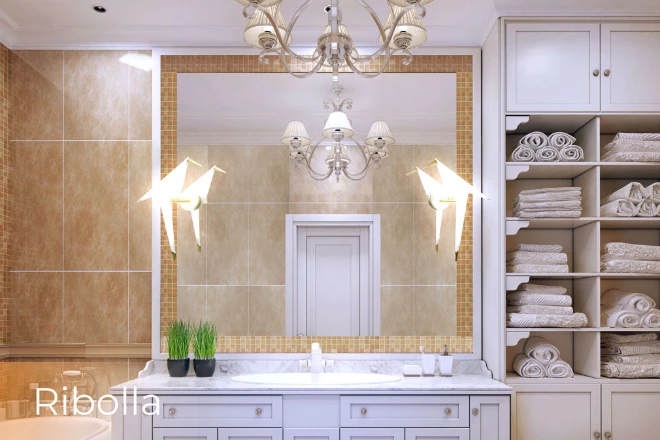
[310,342,323,373]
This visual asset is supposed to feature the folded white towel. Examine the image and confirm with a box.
[506,305,574,315]
[517,283,567,295]
[535,146,559,162]
[520,187,581,195]
[601,260,660,274]
[602,152,660,162]
[602,354,660,364]
[601,289,656,313]
[507,264,570,273]
[549,132,576,148]
[601,182,645,204]
[520,131,549,149]
[642,309,660,328]
[602,242,660,262]
[604,140,660,153]
[600,199,637,217]
[601,333,658,344]
[511,144,535,162]
[506,251,568,265]
[644,183,660,203]
[514,210,582,219]
[600,305,642,328]
[507,313,587,328]
[614,133,660,142]
[601,362,660,378]
[636,199,658,217]
[513,354,545,378]
[601,340,660,355]
[558,145,584,162]
[545,360,574,378]
[507,292,573,306]
[516,244,563,253]
[525,336,560,364]
[514,200,582,210]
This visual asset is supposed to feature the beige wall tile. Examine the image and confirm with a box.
[62,358,129,394]
[9,273,62,344]
[289,156,334,203]
[177,286,206,324]
[333,203,374,214]
[206,204,249,285]
[413,203,457,285]
[129,359,151,379]
[413,145,457,203]
[177,204,207,285]
[207,286,249,336]
[375,203,414,285]
[129,273,151,344]
[380,286,414,336]
[332,155,374,204]
[414,286,457,336]
[207,146,249,203]
[373,145,414,202]
[129,141,152,271]
[129,51,152,141]
[63,51,130,140]
[11,141,63,270]
[250,145,289,203]
[249,204,287,286]
[288,203,334,215]
[249,286,285,336]
[177,145,208,185]
[10,51,63,141]
[63,141,128,270]
[63,273,128,343]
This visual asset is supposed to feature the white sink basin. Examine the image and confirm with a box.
[230,372,401,386]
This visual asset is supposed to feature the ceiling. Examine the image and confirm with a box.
[1,0,659,49]
[177,73,456,146]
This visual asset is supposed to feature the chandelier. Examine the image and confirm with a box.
[236,0,434,78]
[281,80,394,182]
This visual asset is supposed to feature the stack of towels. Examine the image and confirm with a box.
[601,242,660,274]
[602,133,660,162]
[513,187,582,218]
[511,131,585,162]
[601,289,660,328]
[601,333,660,378]
[601,182,660,217]
[507,244,570,274]
[513,336,574,378]
[507,283,588,328]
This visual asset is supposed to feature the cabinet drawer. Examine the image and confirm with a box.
[155,396,283,428]
[341,428,404,440]
[154,428,218,440]
[340,396,469,428]
[284,428,339,440]
[219,428,283,440]
[405,428,468,440]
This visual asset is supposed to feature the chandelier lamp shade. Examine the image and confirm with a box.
[236,0,435,78]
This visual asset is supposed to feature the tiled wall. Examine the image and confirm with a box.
[177,143,458,337]
[0,43,9,403]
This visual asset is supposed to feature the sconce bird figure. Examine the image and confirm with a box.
[408,159,485,259]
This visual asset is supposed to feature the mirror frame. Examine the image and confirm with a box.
[150,48,482,359]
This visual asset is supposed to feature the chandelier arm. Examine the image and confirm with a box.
[281,0,316,44]
[342,137,371,164]
[345,55,390,79]
[307,167,335,181]
[287,55,328,79]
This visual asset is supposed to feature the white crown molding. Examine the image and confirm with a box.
[0,9,18,48]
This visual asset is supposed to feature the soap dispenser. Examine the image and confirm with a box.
[310,342,323,374]
[439,345,453,376]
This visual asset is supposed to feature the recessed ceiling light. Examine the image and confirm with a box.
[92,5,107,13]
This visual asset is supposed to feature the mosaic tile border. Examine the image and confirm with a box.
[160,55,474,353]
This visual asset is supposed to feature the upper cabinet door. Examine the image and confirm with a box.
[506,23,601,112]
[601,23,660,111]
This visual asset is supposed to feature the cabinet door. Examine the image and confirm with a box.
[284,428,339,440]
[469,396,510,440]
[506,23,600,112]
[601,23,660,111]
[602,384,660,440]
[406,428,469,440]
[219,428,283,440]
[154,428,218,440]
[340,428,404,440]
[112,402,153,440]
[512,384,600,440]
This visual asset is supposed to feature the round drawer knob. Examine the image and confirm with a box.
[445,408,452,416]
[168,408,176,416]
[594,433,601,439]
[256,408,262,416]
[593,69,600,77]
[604,69,611,77]
[472,408,479,416]
[605,433,611,439]
[361,408,368,416]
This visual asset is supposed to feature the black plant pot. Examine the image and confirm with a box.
[167,358,190,377]
[194,359,216,377]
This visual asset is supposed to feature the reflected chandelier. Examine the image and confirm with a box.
[236,0,435,78]
[281,81,394,182]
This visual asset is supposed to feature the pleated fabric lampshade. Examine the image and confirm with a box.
[322,111,354,139]
[381,5,428,50]
[281,121,311,147]
[243,5,291,49]
[387,0,435,7]
[235,0,282,8]
[365,121,395,147]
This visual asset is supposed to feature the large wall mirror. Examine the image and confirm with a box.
[157,54,479,354]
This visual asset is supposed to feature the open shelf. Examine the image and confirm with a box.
[505,114,597,134]
[507,218,598,230]
[506,162,597,180]
[600,218,660,229]
[506,373,600,384]
[506,328,599,332]
[599,328,660,332]
[599,163,660,179]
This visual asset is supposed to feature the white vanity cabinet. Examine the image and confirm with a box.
[153,428,218,440]
[602,384,660,440]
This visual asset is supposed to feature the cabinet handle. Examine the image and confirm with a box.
[255,408,262,416]
[594,433,601,439]
[445,408,452,416]
[604,69,611,77]
[168,408,176,416]
[605,433,611,439]
[472,408,479,416]
[361,408,368,416]
[593,69,600,77]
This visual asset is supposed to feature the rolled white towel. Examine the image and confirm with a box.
[507,264,570,273]
[601,289,656,313]
[602,242,660,262]
[601,260,660,274]
[601,340,660,356]
[514,199,582,210]
[511,144,536,162]
[600,199,637,217]
[525,336,560,364]
[642,309,660,328]
[602,354,660,364]
[507,313,588,328]
[601,333,657,344]
[643,183,660,203]
[600,305,642,328]
[614,133,660,142]
[535,146,559,162]
[601,182,645,204]
[516,244,563,253]
[507,292,572,307]
[545,360,574,378]
[506,251,568,265]
[558,145,584,162]
[513,354,545,378]
[636,199,658,217]
[549,132,577,148]
[506,305,574,315]
[520,131,549,149]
